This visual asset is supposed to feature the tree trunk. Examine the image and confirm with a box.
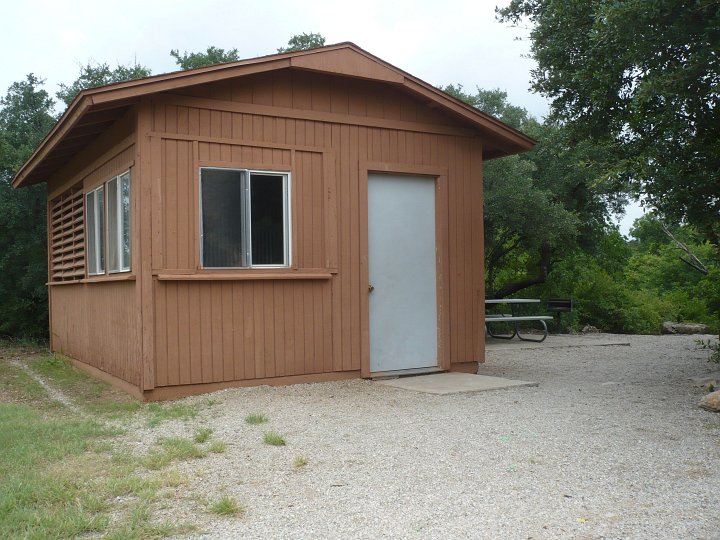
[491,241,551,299]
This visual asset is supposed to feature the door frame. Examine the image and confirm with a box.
[359,161,450,378]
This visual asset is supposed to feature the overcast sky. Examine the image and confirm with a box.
[2,0,641,232]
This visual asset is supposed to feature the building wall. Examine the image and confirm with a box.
[145,70,485,389]
[50,281,140,386]
[46,111,142,386]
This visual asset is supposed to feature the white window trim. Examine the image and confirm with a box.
[86,185,105,276]
[108,171,131,274]
[199,167,291,269]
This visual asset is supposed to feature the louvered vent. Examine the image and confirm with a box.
[50,184,85,281]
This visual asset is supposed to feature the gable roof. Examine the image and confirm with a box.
[13,42,535,188]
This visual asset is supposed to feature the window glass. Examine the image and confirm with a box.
[201,169,245,267]
[250,174,285,265]
[107,177,119,272]
[121,173,131,270]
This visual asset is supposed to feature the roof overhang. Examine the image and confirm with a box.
[13,42,536,188]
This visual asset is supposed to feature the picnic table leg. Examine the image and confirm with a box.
[485,320,518,340]
[516,319,548,343]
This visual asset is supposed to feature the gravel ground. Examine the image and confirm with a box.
[128,334,720,539]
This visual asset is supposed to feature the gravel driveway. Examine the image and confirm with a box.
[137,334,720,539]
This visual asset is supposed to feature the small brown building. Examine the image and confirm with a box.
[14,43,534,400]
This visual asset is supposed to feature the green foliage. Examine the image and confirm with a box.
[697,339,720,364]
[170,46,241,70]
[0,75,56,340]
[443,86,611,298]
[535,224,719,334]
[57,62,152,106]
[277,32,326,53]
[497,0,720,245]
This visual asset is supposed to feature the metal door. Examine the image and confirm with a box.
[368,173,438,372]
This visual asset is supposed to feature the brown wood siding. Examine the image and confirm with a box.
[50,281,140,385]
[154,280,332,386]
[46,113,142,388]
[147,69,484,387]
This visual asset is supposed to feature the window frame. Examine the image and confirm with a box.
[86,185,105,276]
[199,167,291,269]
[85,170,132,277]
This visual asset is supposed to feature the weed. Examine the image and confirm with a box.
[293,455,308,468]
[209,440,227,453]
[157,469,188,487]
[194,427,214,443]
[263,431,286,446]
[697,338,720,363]
[144,437,207,470]
[210,496,245,517]
[146,402,200,427]
[245,412,268,425]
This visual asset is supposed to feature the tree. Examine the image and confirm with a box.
[497,0,720,247]
[277,33,326,53]
[443,85,583,298]
[170,47,240,70]
[57,62,152,106]
[0,75,56,339]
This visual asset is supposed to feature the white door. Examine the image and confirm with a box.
[368,173,438,372]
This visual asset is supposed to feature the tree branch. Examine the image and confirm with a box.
[493,241,552,298]
[659,222,708,275]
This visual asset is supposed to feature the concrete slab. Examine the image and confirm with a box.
[374,372,538,395]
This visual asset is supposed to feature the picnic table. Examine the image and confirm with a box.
[485,298,554,343]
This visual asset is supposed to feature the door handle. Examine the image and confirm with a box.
[368,284,375,293]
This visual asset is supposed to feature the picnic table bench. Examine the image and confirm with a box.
[485,299,554,343]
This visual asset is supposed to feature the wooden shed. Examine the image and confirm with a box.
[14,43,534,400]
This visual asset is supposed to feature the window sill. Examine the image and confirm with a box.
[156,269,336,281]
[47,273,136,286]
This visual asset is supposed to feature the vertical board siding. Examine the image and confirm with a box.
[154,280,332,386]
[151,71,485,387]
[50,282,140,385]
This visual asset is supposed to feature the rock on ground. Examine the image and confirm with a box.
[700,390,720,412]
[662,321,710,334]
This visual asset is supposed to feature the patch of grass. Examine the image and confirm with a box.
[293,455,308,468]
[0,347,199,539]
[146,402,200,427]
[157,468,188,488]
[0,360,48,404]
[104,499,195,540]
[263,431,286,446]
[144,437,208,470]
[210,496,245,517]
[209,440,227,453]
[31,353,108,399]
[0,403,117,538]
[245,412,268,425]
[194,427,214,443]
